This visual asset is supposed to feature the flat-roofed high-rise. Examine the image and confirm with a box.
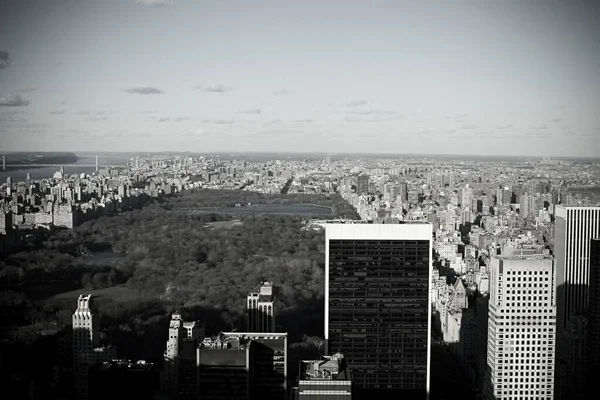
[325,222,432,400]
[554,205,600,399]
[485,254,556,399]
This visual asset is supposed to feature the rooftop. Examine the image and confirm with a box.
[299,353,350,381]
[493,252,554,261]
[95,359,154,373]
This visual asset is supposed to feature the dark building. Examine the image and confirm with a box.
[197,332,288,400]
[88,360,158,400]
[587,238,600,387]
[356,175,370,195]
[325,223,432,400]
[295,353,352,400]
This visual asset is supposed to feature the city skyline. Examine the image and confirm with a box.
[1,0,599,156]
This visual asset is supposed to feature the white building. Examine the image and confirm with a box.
[485,254,556,399]
[72,294,115,400]
[247,281,275,333]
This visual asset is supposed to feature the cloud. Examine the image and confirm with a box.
[196,84,228,93]
[0,94,30,107]
[181,128,208,137]
[454,113,468,121]
[86,116,108,121]
[123,86,164,95]
[552,118,562,123]
[364,115,404,122]
[18,87,36,93]
[293,119,313,123]
[346,100,368,107]
[203,119,235,124]
[347,109,397,116]
[135,0,174,6]
[50,109,67,115]
[156,116,190,122]
[238,109,262,114]
[564,131,576,136]
[460,124,477,130]
[0,51,8,69]
[533,124,548,130]
[497,124,513,130]
[76,110,91,115]
[273,89,289,96]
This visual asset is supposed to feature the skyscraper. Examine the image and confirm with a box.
[587,238,600,387]
[72,295,115,400]
[247,282,275,333]
[325,222,432,399]
[554,205,600,399]
[485,254,556,399]
[356,174,370,195]
[554,206,600,329]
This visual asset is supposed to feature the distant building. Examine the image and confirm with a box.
[295,353,352,400]
[356,174,369,195]
[247,282,275,333]
[89,360,158,400]
[197,332,288,400]
[325,223,432,399]
[484,254,556,399]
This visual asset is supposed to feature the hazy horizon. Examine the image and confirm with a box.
[1,0,599,156]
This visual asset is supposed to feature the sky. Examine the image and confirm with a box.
[0,0,599,156]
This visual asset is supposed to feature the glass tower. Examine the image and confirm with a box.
[325,223,432,400]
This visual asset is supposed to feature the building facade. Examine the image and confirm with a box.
[296,353,352,400]
[325,222,432,399]
[587,238,600,387]
[72,294,115,400]
[485,254,556,399]
[554,205,600,399]
[247,282,275,333]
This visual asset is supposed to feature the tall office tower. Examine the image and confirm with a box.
[247,282,275,333]
[95,155,99,172]
[554,206,600,399]
[587,239,600,388]
[399,181,408,202]
[72,295,115,400]
[325,222,432,400]
[485,254,556,399]
[496,188,503,205]
[163,313,184,399]
[459,184,473,208]
[356,174,370,195]
[502,187,512,204]
[519,193,530,219]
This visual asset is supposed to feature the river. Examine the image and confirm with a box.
[0,154,132,182]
